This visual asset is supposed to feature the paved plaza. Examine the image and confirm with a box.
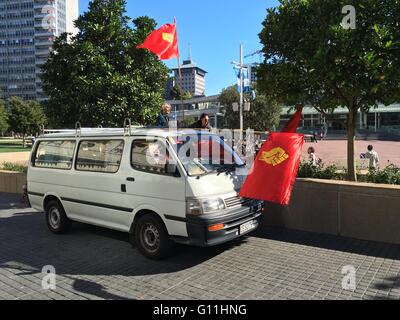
[301,140,400,168]
[1,193,400,300]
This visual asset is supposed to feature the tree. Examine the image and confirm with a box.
[41,0,169,128]
[0,99,8,135]
[219,85,240,129]
[170,84,192,100]
[8,97,47,147]
[258,0,400,181]
[219,85,281,131]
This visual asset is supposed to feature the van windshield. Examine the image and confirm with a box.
[169,134,244,176]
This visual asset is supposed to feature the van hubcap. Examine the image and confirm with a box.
[49,207,61,229]
[142,224,160,252]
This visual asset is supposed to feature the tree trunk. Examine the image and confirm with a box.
[22,134,26,149]
[347,102,357,181]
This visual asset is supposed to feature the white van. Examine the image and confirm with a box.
[28,126,263,259]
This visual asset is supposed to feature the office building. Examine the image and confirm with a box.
[0,0,79,102]
[170,58,207,97]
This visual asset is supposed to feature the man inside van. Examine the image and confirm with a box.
[189,113,212,131]
[156,103,172,127]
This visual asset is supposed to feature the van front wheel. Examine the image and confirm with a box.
[45,200,71,234]
[134,214,172,260]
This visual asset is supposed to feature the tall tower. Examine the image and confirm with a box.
[171,58,207,97]
[0,0,79,102]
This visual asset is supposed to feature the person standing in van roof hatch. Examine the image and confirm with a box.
[156,103,172,127]
[189,113,212,130]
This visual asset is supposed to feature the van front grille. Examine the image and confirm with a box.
[224,196,253,208]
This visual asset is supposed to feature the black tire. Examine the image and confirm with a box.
[134,214,173,260]
[45,199,71,234]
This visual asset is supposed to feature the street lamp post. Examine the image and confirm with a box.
[239,44,244,141]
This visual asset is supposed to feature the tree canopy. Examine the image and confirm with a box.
[258,0,400,180]
[0,99,8,135]
[170,84,192,100]
[41,0,169,128]
[219,85,281,132]
[7,97,47,146]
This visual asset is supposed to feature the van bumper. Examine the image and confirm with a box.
[184,201,263,247]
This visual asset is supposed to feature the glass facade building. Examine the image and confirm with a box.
[0,0,78,102]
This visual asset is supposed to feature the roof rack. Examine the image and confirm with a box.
[39,119,146,138]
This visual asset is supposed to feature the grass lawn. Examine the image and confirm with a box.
[0,139,31,153]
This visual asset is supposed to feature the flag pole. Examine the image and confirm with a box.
[174,17,182,89]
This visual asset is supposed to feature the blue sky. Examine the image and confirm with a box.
[78,0,280,95]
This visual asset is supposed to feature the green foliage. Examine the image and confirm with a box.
[245,95,281,132]
[179,117,196,128]
[0,99,8,134]
[1,162,28,173]
[298,161,400,185]
[170,85,192,100]
[7,97,47,138]
[297,161,341,180]
[219,85,240,128]
[41,0,169,128]
[366,165,400,185]
[219,85,281,131]
[258,0,400,180]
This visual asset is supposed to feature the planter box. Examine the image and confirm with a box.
[0,170,27,194]
[262,178,400,245]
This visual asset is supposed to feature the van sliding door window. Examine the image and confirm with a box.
[33,140,76,170]
[76,140,124,173]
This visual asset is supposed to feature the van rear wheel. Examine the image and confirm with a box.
[45,200,71,234]
[134,214,172,260]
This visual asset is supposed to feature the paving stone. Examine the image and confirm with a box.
[2,192,400,300]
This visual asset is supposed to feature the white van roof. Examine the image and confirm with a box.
[39,127,215,139]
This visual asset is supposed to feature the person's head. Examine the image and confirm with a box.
[162,103,171,115]
[200,113,209,128]
[367,145,373,151]
[307,146,315,154]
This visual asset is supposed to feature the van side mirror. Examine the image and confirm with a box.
[165,163,180,177]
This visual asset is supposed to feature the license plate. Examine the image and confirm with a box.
[239,220,256,234]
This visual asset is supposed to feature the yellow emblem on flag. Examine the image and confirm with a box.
[259,147,289,166]
[162,32,174,44]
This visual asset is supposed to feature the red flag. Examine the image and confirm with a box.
[239,132,304,205]
[137,20,179,60]
[282,105,303,133]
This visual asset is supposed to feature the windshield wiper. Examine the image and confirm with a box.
[216,163,244,174]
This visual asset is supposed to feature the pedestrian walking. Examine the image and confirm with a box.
[365,145,380,170]
[307,146,321,167]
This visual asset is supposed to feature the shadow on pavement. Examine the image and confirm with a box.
[72,279,131,300]
[253,222,400,261]
[0,201,248,280]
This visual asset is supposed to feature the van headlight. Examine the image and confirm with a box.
[186,197,226,216]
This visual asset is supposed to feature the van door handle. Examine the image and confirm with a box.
[121,184,126,192]
[126,177,135,182]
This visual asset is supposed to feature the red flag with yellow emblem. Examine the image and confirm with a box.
[137,19,179,60]
[239,132,304,205]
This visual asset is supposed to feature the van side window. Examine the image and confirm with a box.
[33,140,75,170]
[131,139,168,174]
[76,140,124,173]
